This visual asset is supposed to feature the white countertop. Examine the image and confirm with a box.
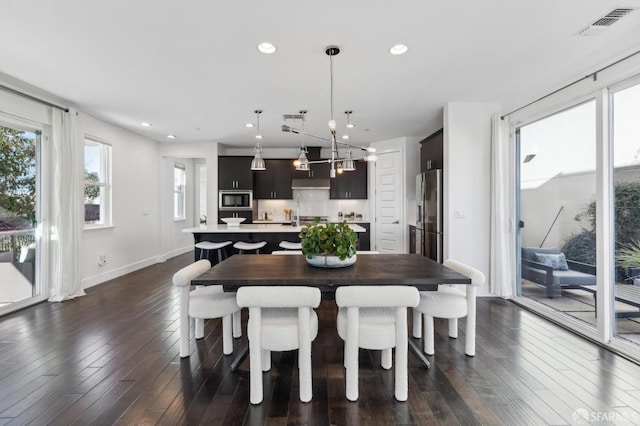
[253,219,368,224]
[183,223,366,233]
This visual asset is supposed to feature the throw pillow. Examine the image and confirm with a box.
[535,252,569,271]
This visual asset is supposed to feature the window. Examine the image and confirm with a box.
[84,136,112,228]
[174,163,186,220]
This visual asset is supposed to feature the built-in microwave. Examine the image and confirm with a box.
[219,190,253,210]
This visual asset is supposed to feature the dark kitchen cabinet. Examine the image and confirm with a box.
[254,159,293,199]
[218,210,253,224]
[419,128,443,173]
[330,162,367,199]
[357,222,370,250]
[291,162,330,179]
[218,156,254,189]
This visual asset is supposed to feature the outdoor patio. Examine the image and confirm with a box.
[521,280,640,345]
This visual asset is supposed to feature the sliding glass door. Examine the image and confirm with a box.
[612,80,640,345]
[517,100,598,327]
[516,78,640,357]
[0,121,44,314]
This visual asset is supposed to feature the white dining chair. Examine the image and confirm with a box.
[236,286,321,404]
[335,285,419,402]
[412,259,485,356]
[172,259,242,358]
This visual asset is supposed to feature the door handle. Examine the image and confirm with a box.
[392,220,399,224]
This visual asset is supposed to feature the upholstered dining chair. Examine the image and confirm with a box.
[236,286,321,405]
[412,259,485,357]
[172,259,241,358]
[335,285,419,402]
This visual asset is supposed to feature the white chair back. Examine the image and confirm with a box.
[236,286,321,404]
[335,285,419,402]
[172,259,210,287]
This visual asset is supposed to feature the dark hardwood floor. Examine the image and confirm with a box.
[2,253,640,425]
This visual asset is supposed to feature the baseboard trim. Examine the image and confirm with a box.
[82,246,193,288]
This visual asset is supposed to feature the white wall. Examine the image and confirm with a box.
[521,166,640,249]
[79,113,162,287]
[162,157,195,258]
[444,102,499,296]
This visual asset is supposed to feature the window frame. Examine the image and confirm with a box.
[173,163,186,221]
[83,135,112,230]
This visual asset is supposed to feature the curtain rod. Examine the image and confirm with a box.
[0,83,69,113]
[501,48,640,120]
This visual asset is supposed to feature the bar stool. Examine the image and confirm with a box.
[195,241,232,263]
[234,241,267,254]
[279,241,302,250]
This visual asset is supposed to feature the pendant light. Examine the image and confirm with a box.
[294,110,310,171]
[280,46,377,176]
[342,148,356,171]
[345,110,355,128]
[250,109,266,171]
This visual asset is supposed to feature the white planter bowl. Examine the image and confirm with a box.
[306,254,356,268]
[220,217,246,226]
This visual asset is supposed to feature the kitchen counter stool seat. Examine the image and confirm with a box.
[195,240,232,263]
[279,241,302,250]
[234,241,267,254]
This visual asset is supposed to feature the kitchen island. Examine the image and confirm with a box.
[183,223,368,261]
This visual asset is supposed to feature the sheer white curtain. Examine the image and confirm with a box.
[48,108,85,302]
[490,115,515,297]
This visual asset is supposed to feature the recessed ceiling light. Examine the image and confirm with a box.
[342,135,349,140]
[389,44,408,55]
[257,42,276,54]
[245,123,254,128]
[141,122,152,127]
[167,134,177,139]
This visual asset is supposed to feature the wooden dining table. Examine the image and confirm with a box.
[192,253,472,369]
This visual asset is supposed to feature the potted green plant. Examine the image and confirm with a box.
[616,239,640,283]
[299,220,358,268]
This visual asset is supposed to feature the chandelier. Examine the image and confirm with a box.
[282,46,376,178]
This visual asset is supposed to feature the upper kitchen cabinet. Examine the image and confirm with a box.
[291,146,330,179]
[254,159,293,199]
[291,162,330,179]
[218,156,254,189]
[330,162,368,199]
[419,128,443,173]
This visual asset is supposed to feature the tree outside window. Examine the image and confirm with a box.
[84,137,111,227]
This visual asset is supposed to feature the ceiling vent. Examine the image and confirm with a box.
[577,8,635,36]
[282,114,306,121]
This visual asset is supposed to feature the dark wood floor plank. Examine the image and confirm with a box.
[1,254,640,425]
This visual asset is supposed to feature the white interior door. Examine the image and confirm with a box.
[374,151,403,253]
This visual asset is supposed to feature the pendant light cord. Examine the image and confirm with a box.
[329,54,334,122]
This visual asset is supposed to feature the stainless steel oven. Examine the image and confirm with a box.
[218,190,253,210]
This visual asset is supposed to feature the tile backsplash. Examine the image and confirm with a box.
[257,189,369,222]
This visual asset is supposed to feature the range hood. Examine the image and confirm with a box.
[290,147,331,189]
[291,178,330,190]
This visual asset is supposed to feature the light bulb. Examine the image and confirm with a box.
[328,119,337,132]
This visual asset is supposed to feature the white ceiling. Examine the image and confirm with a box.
[2,1,640,148]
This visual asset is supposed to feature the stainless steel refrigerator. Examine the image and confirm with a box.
[416,170,443,263]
